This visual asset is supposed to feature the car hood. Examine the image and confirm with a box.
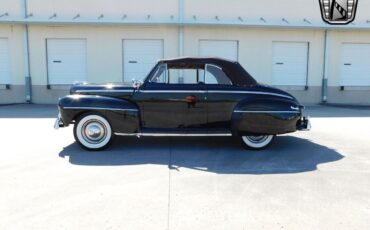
[69,83,135,98]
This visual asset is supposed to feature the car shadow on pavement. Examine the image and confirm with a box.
[58,136,344,174]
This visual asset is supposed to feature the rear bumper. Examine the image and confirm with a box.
[54,113,65,130]
[297,116,311,131]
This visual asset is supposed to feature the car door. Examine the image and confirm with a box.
[133,64,207,131]
[204,64,238,130]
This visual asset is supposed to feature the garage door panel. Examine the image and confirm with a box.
[123,40,163,82]
[47,39,87,85]
[341,44,370,86]
[199,40,238,61]
[272,42,308,86]
[0,38,11,84]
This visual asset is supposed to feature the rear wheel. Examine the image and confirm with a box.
[241,135,275,150]
[73,113,113,151]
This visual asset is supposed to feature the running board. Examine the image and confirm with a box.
[114,132,232,137]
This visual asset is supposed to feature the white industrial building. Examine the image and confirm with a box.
[0,0,370,104]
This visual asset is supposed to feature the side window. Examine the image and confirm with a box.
[205,64,232,85]
[149,63,231,85]
[169,69,204,84]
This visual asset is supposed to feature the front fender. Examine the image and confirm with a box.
[58,95,140,133]
[231,97,301,135]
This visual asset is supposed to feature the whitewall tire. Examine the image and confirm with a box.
[73,114,113,151]
[241,135,275,150]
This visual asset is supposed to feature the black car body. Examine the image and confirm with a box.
[55,57,310,150]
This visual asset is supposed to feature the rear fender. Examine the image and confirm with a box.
[58,95,140,133]
[231,97,301,135]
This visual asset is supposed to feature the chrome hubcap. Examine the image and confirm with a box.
[82,121,107,144]
[246,135,269,144]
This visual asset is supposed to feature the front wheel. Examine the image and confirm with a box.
[241,135,275,150]
[73,113,113,151]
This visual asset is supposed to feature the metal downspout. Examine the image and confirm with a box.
[178,0,185,83]
[322,30,329,103]
[22,0,32,103]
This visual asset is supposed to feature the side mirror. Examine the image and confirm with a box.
[132,79,143,89]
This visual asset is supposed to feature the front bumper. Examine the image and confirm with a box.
[297,116,311,131]
[54,113,64,130]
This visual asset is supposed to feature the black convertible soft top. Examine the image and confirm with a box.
[157,57,257,86]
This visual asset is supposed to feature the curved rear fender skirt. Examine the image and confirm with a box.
[58,95,140,133]
[231,98,301,135]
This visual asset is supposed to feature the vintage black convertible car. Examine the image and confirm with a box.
[55,57,310,150]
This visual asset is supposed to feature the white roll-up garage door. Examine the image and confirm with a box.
[341,43,370,86]
[47,39,87,85]
[199,40,238,61]
[272,42,309,86]
[0,38,11,84]
[123,40,163,82]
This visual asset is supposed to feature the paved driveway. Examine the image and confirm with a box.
[0,104,369,230]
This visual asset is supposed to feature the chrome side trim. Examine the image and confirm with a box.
[141,90,207,93]
[290,106,299,110]
[75,89,133,93]
[140,90,293,99]
[114,132,232,137]
[234,110,300,113]
[208,90,293,99]
[63,107,138,112]
[74,89,292,99]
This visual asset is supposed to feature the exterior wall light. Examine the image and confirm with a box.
[49,13,57,19]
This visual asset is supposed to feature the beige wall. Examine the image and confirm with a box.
[0,25,25,103]
[2,23,370,104]
[1,22,370,104]
[0,0,23,17]
[25,25,328,104]
[325,30,370,104]
[2,0,369,23]
[28,25,178,86]
[326,30,370,87]
[26,0,179,20]
[184,27,325,87]
[0,24,25,85]
[28,25,326,87]
[185,0,370,23]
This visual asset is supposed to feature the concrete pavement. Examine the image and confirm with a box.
[0,104,369,230]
